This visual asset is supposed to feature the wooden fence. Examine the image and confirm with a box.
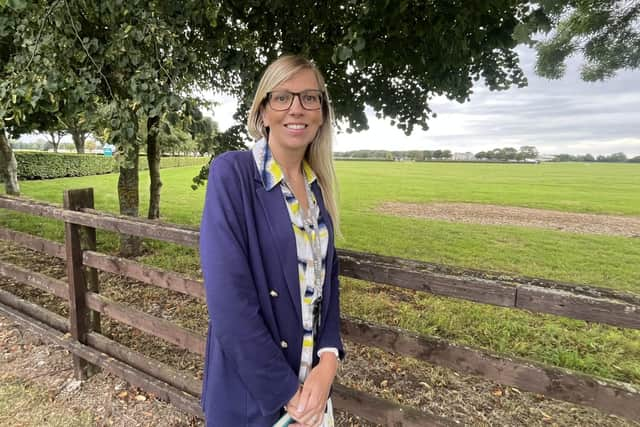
[0,190,639,426]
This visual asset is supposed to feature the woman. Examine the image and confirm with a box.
[200,55,344,427]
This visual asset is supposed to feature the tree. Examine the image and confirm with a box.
[1,0,99,194]
[554,154,572,162]
[4,1,543,250]
[0,129,19,194]
[193,116,219,156]
[529,1,640,81]
[0,0,27,195]
[193,0,542,184]
[608,152,627,162]
[1,0,236,253]
[503,147,518,161]
[519,145,539,160]
[46,131,64,152]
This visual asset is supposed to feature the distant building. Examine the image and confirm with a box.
[537,154,555,162]
[453,152,475,161]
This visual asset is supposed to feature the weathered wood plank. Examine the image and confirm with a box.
[338,249,517,307]
[82,251,205,301]
[0,194,66,218]
[332,383,452,426]
[0,288,69,332]
[0,260,68,299]
[0,302,203,418]
[0,195,199,247]
[0,226,66,258]
[341,317,640,421]
[338,249,640,330]
[77,194,102,336]
[78,207,199,248]
[516,285,640,329]
[64,188,94,379]
[84,292,206,356]
[86,332,202,397]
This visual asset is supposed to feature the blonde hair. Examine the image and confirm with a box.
[248,55,340,235]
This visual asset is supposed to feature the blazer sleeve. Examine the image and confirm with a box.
[316,233,345,360]
[200,155,300,415]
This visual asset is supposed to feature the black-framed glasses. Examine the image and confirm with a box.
[266,90,324,111]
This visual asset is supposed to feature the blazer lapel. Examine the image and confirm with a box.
[255,185,302,325]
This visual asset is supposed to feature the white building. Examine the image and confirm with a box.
[453,152,475,161]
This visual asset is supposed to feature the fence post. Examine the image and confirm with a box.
[64,188,99,379]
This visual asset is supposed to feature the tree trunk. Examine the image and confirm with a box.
[146,116,161,219]
[71,128,87,154]
[0,129,20,195]
[49,132,62,153]
[117,146,142,257]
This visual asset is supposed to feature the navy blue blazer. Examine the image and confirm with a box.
[199,149,344,426]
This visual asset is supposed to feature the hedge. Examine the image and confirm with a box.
[15,152,116,180]
[140,155,209,170]
[0,152,209,181]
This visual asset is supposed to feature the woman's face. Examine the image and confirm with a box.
[261,68,324,155]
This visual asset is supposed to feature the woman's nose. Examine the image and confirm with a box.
[288,94,304,113]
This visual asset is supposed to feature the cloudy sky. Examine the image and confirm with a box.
[206,47,640,157]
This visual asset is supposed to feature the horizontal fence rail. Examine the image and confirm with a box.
[341,317,640,421]
[82,251,205,300]
[339,249,640,330]
[2,194,639,330]
[0,260,68,299]
[1,192,639,424]
[84,291,206,356]
[0,195,199,247]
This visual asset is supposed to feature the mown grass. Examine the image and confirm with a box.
[337,161,640,215]
[1,162,639,385]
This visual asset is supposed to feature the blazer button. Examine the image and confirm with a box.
[280,340,288,349]
[270,290,279,297]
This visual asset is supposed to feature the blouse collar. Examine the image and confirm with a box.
[252,138,316,191]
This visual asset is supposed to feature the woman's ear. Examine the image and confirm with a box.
[260,107,269,128]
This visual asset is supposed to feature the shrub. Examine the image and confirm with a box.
[1,152,209,182]
[15,152,116,180]
[128,155,208,172]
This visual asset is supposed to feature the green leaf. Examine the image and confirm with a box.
[337,45,353,61]
[6,0,27,10]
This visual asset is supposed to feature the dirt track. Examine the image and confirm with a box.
[376,202,640,237]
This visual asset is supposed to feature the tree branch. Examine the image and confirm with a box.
[26,0,62,70]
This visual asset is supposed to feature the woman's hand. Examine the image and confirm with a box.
[287,353,338,427]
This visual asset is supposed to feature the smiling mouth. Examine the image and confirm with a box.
[284,124,308,129]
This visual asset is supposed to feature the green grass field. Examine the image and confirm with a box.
[1,162,639,385]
